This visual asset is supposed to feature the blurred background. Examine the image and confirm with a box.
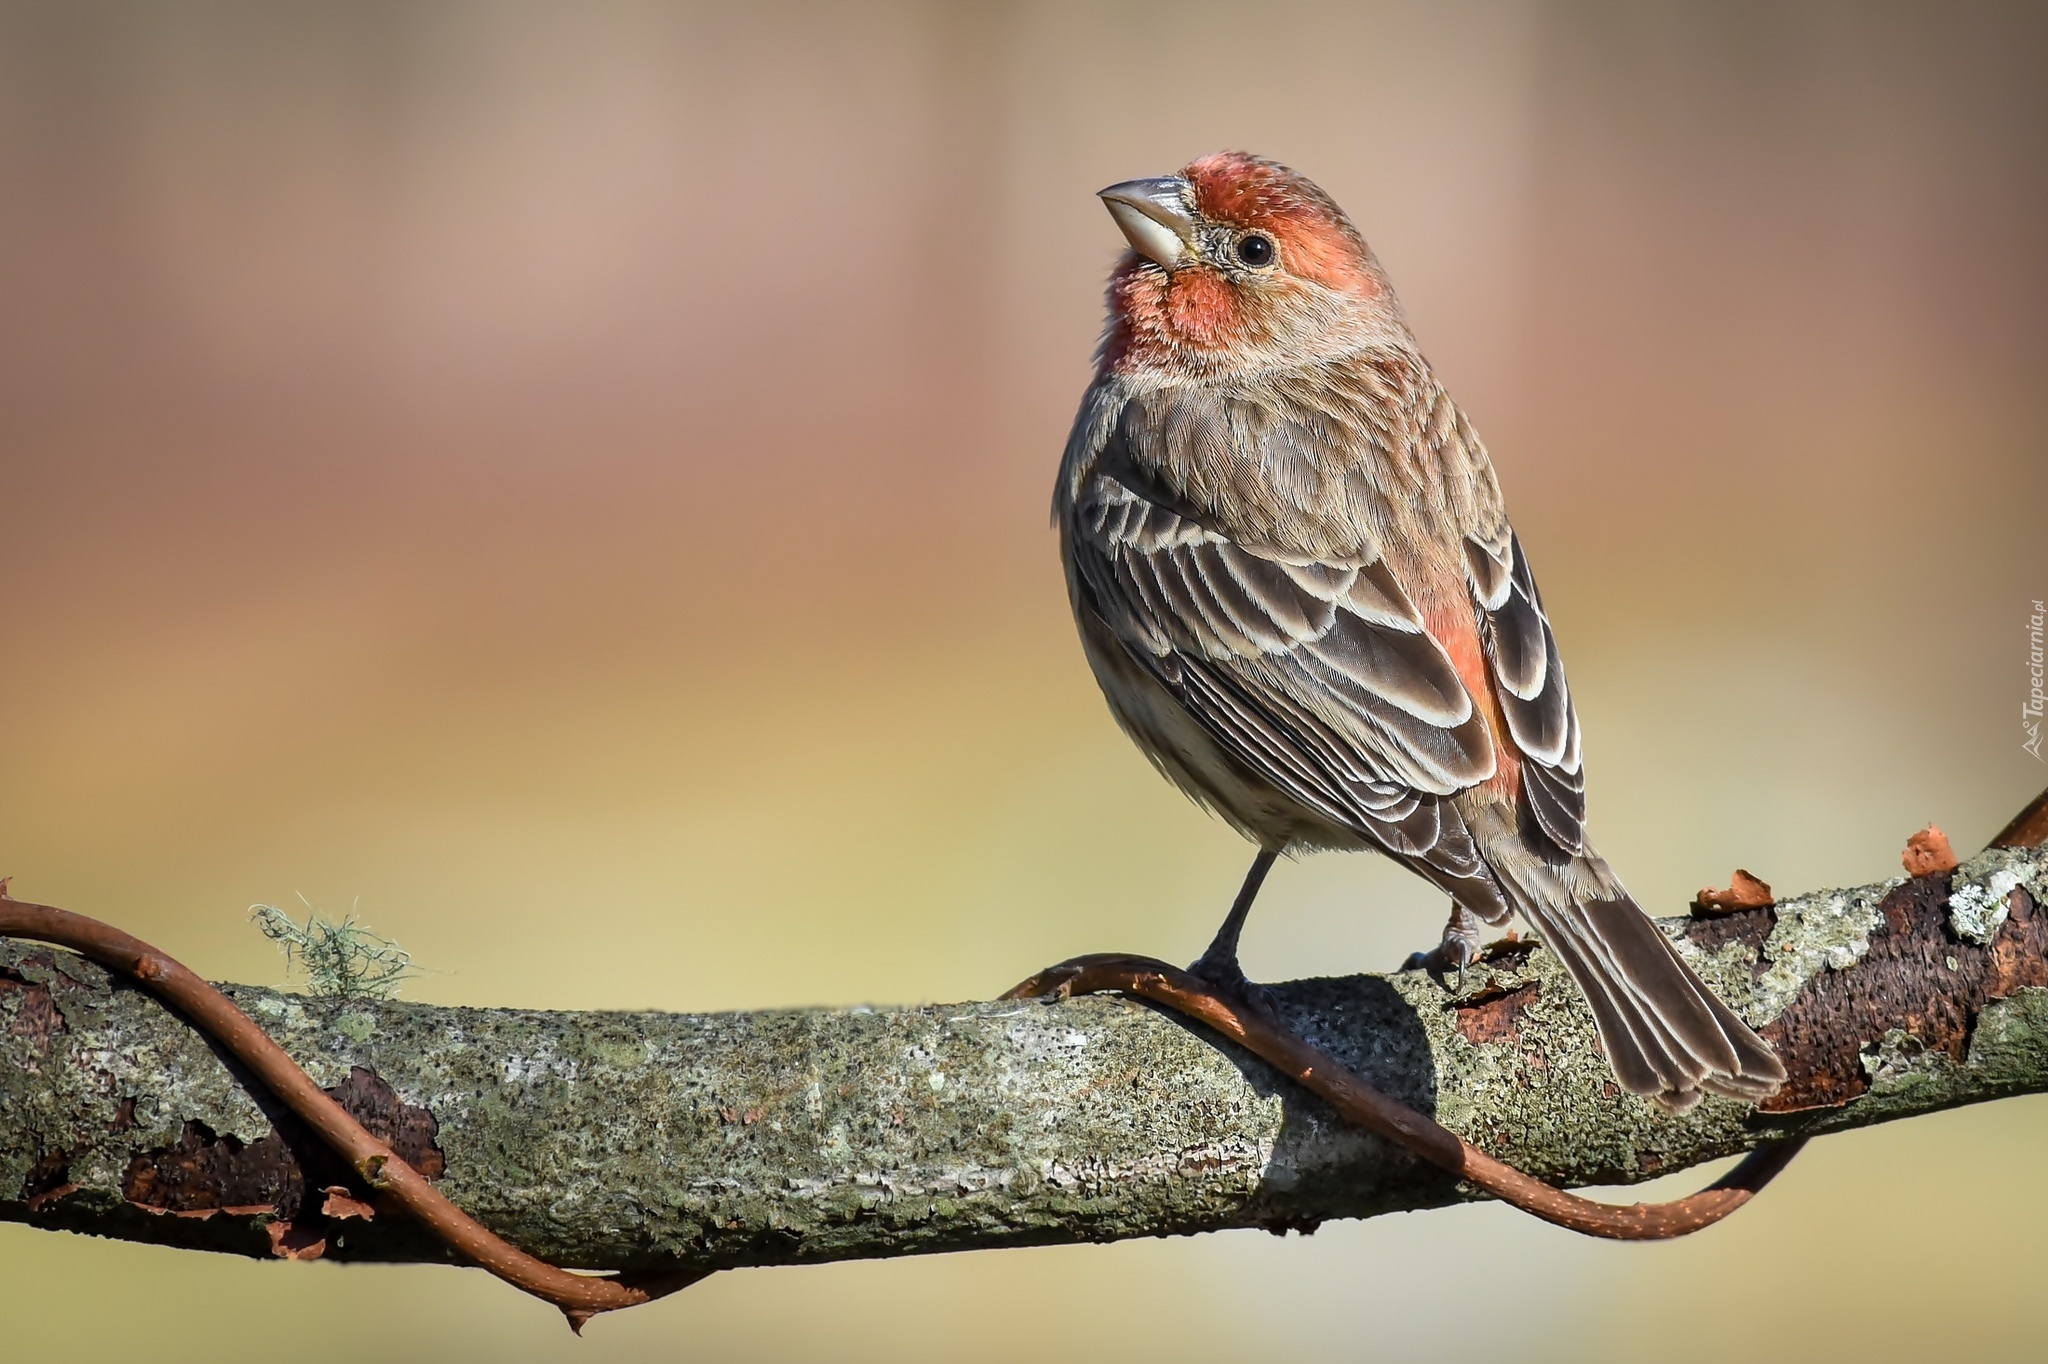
[3,2,2045,1360]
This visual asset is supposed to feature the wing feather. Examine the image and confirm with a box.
[1470,529,1587,853]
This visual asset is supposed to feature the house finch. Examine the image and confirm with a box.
[1056,152,1784,1112]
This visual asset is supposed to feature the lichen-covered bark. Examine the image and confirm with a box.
[5,847,2046,1274]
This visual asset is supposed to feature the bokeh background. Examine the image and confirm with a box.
[4,2,2046,1360]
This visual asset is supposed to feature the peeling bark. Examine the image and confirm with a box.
[5,847,2048,1276]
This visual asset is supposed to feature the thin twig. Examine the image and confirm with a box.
[1992,786,2048,852]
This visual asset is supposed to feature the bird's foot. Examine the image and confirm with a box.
[1402,908,1485,994]
[1186,950,1281,1025]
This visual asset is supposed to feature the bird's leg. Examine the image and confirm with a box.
[1403,901,1486,992]
[1188,848,1281,1017]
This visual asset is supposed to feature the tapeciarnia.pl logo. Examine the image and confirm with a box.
[2028,599,2045,760]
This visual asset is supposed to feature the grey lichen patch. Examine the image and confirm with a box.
[1860,1028,1943,1091]
[332,1012,378,1045]
[1750,881,1895,1023]
[1670,926,1766,1018]
[251,900,417,1000]
[1947,851,2033,945]
[1964,988,2048,1083]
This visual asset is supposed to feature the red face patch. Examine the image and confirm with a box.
[1102,256,1248,366]
[1162,268,1243,350]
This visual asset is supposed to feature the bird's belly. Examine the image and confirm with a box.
[1076,612,1369,854]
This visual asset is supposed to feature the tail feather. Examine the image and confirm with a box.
[1507,870,1785,1112]
[1520,897,1679,1098]
[1563,896,1740,1075]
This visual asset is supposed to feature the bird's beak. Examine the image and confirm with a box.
[1098,177,1198,269]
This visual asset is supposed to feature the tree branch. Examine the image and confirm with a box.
[5,838,2047,1280]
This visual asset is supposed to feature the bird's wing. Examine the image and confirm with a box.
[1463,524,1586,854]
[1066,386,1503,905]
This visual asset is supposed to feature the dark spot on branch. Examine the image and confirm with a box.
[1683,904,1776,977]
[121,1067,445,1256]
[1453,981,1540,1046]
[1760,879,2048,1112]
[1477,931,1536,966]
[124,1120,297,1217]
[21,1148,78,1211]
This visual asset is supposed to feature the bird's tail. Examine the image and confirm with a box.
[1499,856,1786,1113]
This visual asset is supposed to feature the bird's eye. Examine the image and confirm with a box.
[1234,233,1275,268]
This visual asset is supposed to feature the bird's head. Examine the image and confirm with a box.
[1096,151,1409,377]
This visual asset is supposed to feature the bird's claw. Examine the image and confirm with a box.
[1403,939,1478,995]
[1186,953,1282,1026]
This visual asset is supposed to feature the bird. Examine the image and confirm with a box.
[1053,151,1785,1113]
